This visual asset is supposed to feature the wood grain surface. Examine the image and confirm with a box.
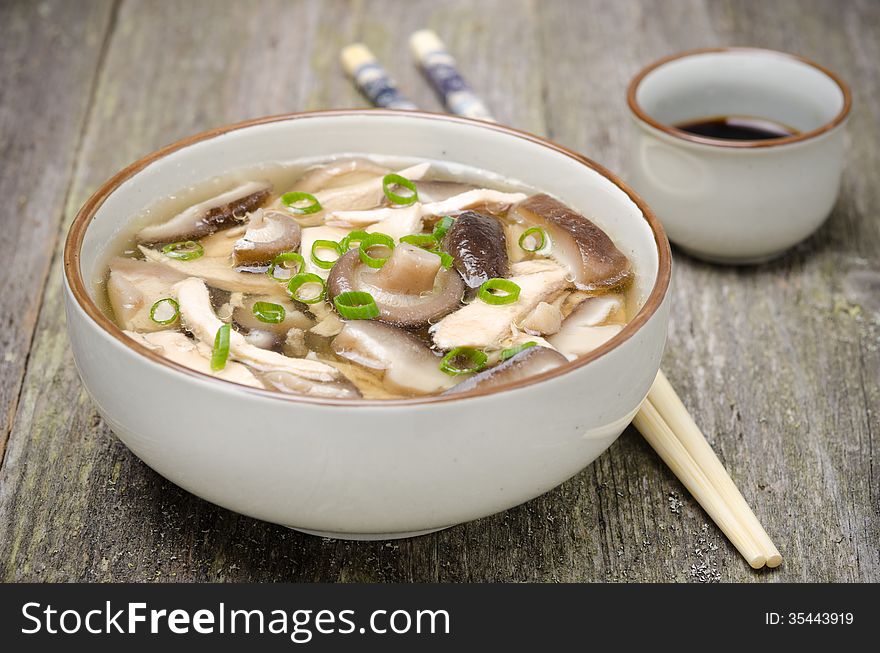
[0,0,876,582]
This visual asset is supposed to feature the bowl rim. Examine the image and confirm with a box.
[627,46,852,149]
[64,108,672,406]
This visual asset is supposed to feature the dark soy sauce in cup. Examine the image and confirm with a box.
[675,116,798,141]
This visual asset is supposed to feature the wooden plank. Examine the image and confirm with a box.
[0,0,116,463]
[0,0,877,583]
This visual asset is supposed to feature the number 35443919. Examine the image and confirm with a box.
[765,613,854,625]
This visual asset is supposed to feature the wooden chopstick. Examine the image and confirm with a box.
[633,398,767,569]
[634,373,782,569]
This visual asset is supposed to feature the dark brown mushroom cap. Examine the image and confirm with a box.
[137,181,272,244]
[512,194,632,291]
[327,249,465,329]
[443,346,568,395]
[441,210,509,289]
[232,210,302,266]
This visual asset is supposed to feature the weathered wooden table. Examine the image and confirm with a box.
[0,0,877,583]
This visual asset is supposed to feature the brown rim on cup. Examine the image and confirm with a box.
[627,47,852,149]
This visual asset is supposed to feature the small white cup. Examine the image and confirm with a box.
[627,47,851,264]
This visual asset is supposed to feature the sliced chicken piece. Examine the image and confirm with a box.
[519,301,563,335]
[364,203,423,242]
[294,158,392,193]
[421,189,527,217]
[244,329,278,350]
[283,327,309,357]
[173,278,344,392]
[139,245,288,299]
[310,313,344,337]
[295,162,430,214]
[326,189,527,229]
[547,294,626,361]
[107,257,185,332]
[568,293,626,324]
[125,330,265,388]
[430,259,570,350]
[325,206,400,229]
[199,227,244,258]
[415,180,476,203]
[137,181,271,243]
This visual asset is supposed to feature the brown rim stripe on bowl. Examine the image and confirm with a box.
[64,109,672,406]
[627,47,852,149]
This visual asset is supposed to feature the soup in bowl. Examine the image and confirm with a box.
[64,110,671,538]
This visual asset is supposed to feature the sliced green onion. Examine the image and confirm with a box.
[280,191,322,215]
[358,233,395,268]
[340,229,371,251]
[252,301,286,324]
[432,216,455,240]
[440,347,488,376]
[149,297,180,325]
[500,341,537,362]
[400,233,438,249]
[518,227,547,253]
[382,173,419,205]
[311,239,343,269]
[162,240,204,261]
[479,278,521,305]
[267,251,305,281]
[211,323,231,371]
[333,291,380,320]
[287,272,325,304]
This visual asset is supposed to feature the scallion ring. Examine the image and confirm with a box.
[518,227,547,253]
[252,301,286,324]
[478,278,521,305]
[382,173,419,205]
[340,229,371,251]
[162,240,204,261]
[267,251,305,281]
[149,297,180,325]
[432,216,455,240]
[439,347,488,376]
[358,233,395,269]
[287,272,325,304]
[311,239,343,270]
[500,341,537,362]
[280,191,322,215]
[400,233,438,249]
[333,291,380,320]
[211,323,231,371]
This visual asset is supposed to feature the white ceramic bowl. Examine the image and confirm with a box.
[64,110,671,539]
[627,48,851,264]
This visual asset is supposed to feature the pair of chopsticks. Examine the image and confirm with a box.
[341,30,494,121]
[339,31,781,569]
[634,372,781,568]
